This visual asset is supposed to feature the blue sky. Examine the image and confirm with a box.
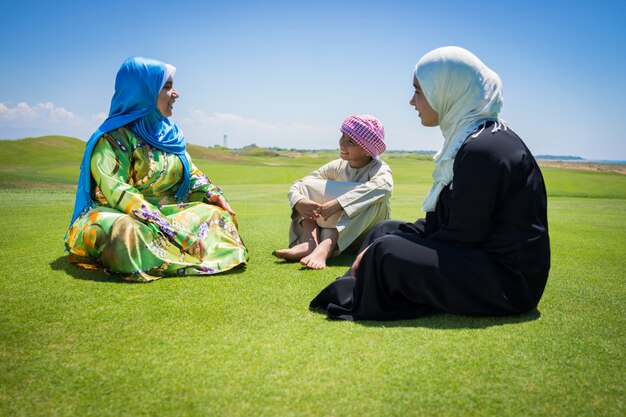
[1,0,625,159]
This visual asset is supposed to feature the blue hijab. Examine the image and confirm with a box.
[69,56,190,225]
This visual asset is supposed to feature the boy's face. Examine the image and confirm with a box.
[339,133,369,163]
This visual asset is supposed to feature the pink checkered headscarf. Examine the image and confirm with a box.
[340,114,386,157]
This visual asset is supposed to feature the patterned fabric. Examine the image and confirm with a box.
[64,127,248,282]
[340,114,386,157]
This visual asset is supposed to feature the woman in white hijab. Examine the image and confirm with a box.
[310,46,550,321]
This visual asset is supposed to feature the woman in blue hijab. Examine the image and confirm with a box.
[65,57,248,282]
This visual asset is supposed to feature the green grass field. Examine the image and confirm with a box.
[0,137,624,417]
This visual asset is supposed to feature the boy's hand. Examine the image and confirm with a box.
[318,199,342,220]
[295,198,321,220]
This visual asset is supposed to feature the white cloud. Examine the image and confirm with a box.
[0,101,83,126]
[4,103,432,153]
[92,112,107,125]
[177,110,444,152]
[179,110,337,149]
[0,102,342,148]
[0,101,107,140]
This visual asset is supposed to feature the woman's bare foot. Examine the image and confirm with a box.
[274,241,315,261]
[349,243,370,277]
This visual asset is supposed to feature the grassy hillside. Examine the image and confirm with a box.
[0,136,85,189]
[1,136,625,199]
[0,136,624,416]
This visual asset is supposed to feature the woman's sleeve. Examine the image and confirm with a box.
[428,145,503,245]
[186,153,226,203]
[336,163,394,218]
[288,161,337,208]
[90,136,199,251]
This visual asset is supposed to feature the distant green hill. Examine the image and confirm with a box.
[0,136,85,189]
[1,135,625,199]
[535,154,584,161]
[0,136,401,190]
[0,136,336,190]
[0,135,86,165]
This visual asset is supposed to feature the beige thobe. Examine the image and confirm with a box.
[288,158,393,254]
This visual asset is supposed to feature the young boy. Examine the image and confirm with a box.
[274,114,393,269]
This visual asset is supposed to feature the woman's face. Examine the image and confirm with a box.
[410,76,438,127]
[157,76,179,117]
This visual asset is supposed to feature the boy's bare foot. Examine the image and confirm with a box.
[273,242,315,261]
[300,237,336,270]
[300,250,327,269]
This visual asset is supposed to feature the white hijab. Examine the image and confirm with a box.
[415,46,504,212]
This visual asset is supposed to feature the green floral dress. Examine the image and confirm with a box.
[65,127,248,282]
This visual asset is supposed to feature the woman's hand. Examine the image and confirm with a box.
[210,193,236,216]
[349,243,371,277]
[186,238,207,261]
[295,198,321,220]
[318,199,342,220]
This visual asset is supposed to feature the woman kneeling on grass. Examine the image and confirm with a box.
[65,57,248,282]
[310,46,551,320]
[274,114,393,269]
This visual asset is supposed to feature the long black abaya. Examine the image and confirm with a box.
[310,124,550,320]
